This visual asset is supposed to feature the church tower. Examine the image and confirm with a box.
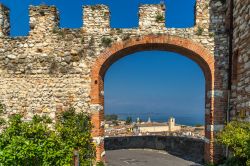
[168,117,175,132]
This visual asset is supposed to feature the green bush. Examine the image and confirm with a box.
[96,161,105,166]
[196,26,204,36]
[0,103,5,126]
[0,103,3,114]
[217,121,250,166]
[0,107,95,166]
[155,14,164,22]
[101,37,112,47]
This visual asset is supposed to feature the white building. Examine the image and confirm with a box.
[134,117,181,133]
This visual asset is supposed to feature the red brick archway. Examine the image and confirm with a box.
[90,35,220,163]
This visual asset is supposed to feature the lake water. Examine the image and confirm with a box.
[116,113,204,126]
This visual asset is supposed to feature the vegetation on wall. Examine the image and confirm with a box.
[196,26,204,36]
[209,32,215,38]
[0,103,3,113]
[52,27,66,38]
[117,29,123,34]
[101,37,113,47]
[122,34,130,41]
[0,103,5,126]
[0,107,95,166]
[155,14,164,22]
[217,121,250,166]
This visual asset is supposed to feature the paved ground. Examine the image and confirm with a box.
[106,149,203,166]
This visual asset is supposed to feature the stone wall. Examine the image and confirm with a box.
[0,0,236,163]
[0,4,9,37]
[104,136,205,164]
[230,0,250,121]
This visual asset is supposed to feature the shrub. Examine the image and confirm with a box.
[217,121,250,166]
[0,103,4,114]
[52,28,66,38]
[196,26,204,36]
[209,32,214,37]
[122,34,130,41]
[117,29,123,34]
[0,107,95,166]
[0,103,5,126]
[96,161,105,166]
[155,14,164,22]
[101,37,112,47]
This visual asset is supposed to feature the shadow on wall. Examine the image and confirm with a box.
[104,136,205,164]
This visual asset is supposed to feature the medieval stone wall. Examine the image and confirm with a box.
[0,4,9,37]
[230,0,250,121]
[0,0,238,163]
[0,1,228,121]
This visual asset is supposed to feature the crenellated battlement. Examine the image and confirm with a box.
[0,1,214,37]
[0,4,10,37]
[0,1,229,88]
[195,0,210,29]
[1,1,247,164]
[139,4,165,31]
[83,5,110,33]
[29,5,59,36]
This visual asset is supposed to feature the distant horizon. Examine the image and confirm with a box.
[105,113,204,126]
[104,51,205,126]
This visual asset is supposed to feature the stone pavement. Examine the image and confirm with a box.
[106,149,203,166]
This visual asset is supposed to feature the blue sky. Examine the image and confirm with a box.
[105,52,205,124]
[1,0,204,124]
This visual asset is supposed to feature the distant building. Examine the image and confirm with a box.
[147,117,151,123]
[134,117,181,133]
[169,117,176,132]
[104,121,114,128]
[136,117,141,124]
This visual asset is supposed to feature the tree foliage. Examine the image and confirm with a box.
[104,114,118,121]
[217,121,250,166]
[0,107,95,166]
[0,103,5,126]
[125,116,132,125]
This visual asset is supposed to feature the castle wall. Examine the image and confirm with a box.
[0,4,10,37]
[230,0,250,121]
[0,0,233,163]
[0,2,228,122]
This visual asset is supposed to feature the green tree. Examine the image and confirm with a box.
[0,107,95,166]
[105,114,118,121]
[125,116,132,125]
[195,124,203,127]
[217,121,250,166]
[112,120,119,126]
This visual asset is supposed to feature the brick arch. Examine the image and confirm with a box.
[90,35,216,163]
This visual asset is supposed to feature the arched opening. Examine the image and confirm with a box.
[104,51,205,126]
[103,51,206,165]
[90,35,217,163]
